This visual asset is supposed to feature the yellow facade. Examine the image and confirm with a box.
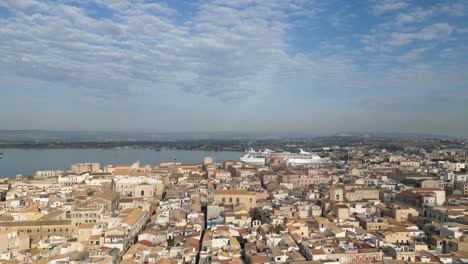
[213,190,256,209]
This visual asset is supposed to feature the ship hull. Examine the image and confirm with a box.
[286,158,322,165]
[240,149,324,165]
[239,157,265,164]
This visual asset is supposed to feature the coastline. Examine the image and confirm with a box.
[0,148,244,178]
[0,141,247,151]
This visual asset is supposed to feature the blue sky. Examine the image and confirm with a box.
[0,0,467,136]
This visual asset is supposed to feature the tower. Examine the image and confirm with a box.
[330,186,343,202]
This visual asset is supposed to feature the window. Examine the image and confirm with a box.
[141,190,145,196]
[236,197,239,203]
[222,198,225,203]
[229,197,232,203]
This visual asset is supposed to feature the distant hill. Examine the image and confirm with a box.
[333,132,455,140]
[0,130,295,142]
[0,130,456,143]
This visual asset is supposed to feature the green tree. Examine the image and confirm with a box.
[274,225,285,234]
[167,238,175,246]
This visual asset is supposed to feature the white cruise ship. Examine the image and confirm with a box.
[240,148,323,165]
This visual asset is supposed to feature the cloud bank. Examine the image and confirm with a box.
[0,0,467,136]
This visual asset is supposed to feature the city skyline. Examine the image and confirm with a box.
[1,0,468,136]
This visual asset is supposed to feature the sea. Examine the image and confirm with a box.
[0,148,243,178]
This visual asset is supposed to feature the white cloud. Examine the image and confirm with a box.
[0,0,365,102]
[393,2,467,26]
[373,1,408,15]
[360,0,468,57]
[0,0,288,101]
[0,0,467,118]
[395,8,433,25]
[439,2,466,17]
[328,14,342,28]
[397,47,427,63]
[388,23,453,46]
[457,27,468,34]
[0,0,48,13]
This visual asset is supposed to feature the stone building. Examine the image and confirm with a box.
[213,190,256,209]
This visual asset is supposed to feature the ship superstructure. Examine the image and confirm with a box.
[240,148,323,165]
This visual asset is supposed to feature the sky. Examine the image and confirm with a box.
[0,0,467,137]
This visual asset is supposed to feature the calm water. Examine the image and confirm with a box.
[0,148,243,178]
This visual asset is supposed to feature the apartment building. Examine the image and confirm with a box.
[213,190,256,209]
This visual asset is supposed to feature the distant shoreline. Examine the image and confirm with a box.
[0,136,463,151]
[0,141,247,151]
[0,148,245,178]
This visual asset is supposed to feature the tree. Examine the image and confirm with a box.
[251,208,263,221]
[167,238,175,246]
[274,225,285,234]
